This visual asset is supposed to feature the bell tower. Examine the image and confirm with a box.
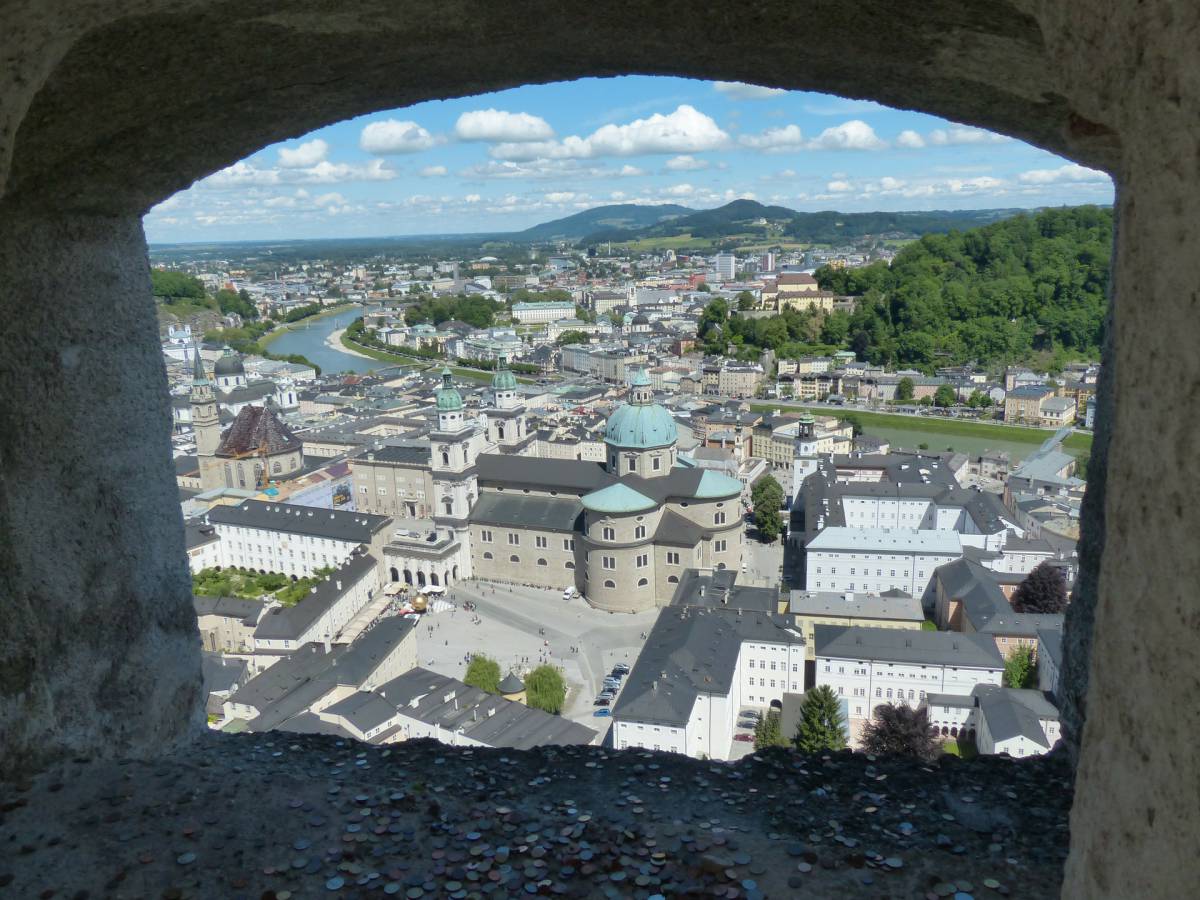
[190,344,224,490]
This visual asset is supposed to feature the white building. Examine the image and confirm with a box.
[512,300,576,324]
[713,252,737,281]
[924,683,1061,757]
[805,527,963,603]
[251,551,381,653]
[204,499,392,578]
[612,606,806,760]
[814,624,1004,744]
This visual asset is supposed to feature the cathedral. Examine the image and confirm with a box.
[191,345,304,492]
[370,362,746,613]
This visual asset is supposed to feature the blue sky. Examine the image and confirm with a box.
[145,76,1113,243]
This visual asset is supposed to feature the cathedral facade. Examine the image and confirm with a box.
[373,364,745,613]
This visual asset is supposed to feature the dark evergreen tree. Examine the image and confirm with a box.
[1011,562,1069,614]
[859,703,940,761]
[793,685,848,753]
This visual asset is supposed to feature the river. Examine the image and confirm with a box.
[265,305,382,374]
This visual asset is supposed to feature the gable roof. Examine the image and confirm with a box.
[814,624,1003,669]
[216,404,302,459]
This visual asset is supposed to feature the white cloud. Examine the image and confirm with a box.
[879,176,907,190]
[455,108,554,142]
[1018,163,1110,185]
[359,119,439,154]
[419,165,447,177]
[544,191,577,203]
[618,165,645,176]
[895,130,925,149]
[946,176,1006,193]
[826,180,854,193]
[489,105,729,160]
[313,192,347,207]
[277,138,329,168]
[806,120,887,151]
[739,124,805,151]
[665,155,709,171]
[664,183,695,196]
[927,126,1008,146]
[262,195,297,208]
[203,158,397,188]
[713,81,786,99]
[464,194,481,203]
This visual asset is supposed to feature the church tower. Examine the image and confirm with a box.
[793,412,821,484]
[429,367,479,529]
[191,345,224,490]
[484,355,529,452]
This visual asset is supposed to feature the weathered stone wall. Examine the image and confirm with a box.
[3,0,1200,893]
[0,211,203,777]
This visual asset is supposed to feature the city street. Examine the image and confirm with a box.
[413,580,658,739]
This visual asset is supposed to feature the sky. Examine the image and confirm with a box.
[145,76,1114,243]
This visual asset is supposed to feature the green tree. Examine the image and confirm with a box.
[838,413,863,437]
[793,685,848,753]
[896,377,915,402]
[859,703,940,761]
[754,710,789,749]
[150,268,205,301]
[464,655,502,693]
[751,474,785,543]
[934,384,957,407]
[524,665,567,714]
[556,329,591,346]
[1011,562,1069,614]
[736,290,756,311]
[1003,645,1038,689]
[696,281,712,293]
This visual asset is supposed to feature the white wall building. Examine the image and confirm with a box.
[612,607,805,761]
[251,552,381,653]
[805,527,962,603]
[814,624,1004,744]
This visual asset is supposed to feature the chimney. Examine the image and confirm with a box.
[844,591,854,603]
[323,637,331,653]
[336,580,342,591]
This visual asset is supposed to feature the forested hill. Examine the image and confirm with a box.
[815,205,1112,367]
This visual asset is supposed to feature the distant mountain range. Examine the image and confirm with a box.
[511,203,695,241]
[543,199,1029,246]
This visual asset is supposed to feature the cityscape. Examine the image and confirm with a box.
[161,147,1098,765]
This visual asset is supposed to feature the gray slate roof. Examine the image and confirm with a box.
[973,684,1058,748]
[470,492,583,533]
[613,606,804,728]
[672,568,779,613]
[193,594,263,624]
[814,624,1003,669]
[207,499,390,543]
[935,557,1065,637]
[253,552,380,642]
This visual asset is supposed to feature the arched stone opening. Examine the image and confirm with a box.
[389,567,399,583]
[403,569,413,586]
[6,3,1197,893]
[417,571,426,588]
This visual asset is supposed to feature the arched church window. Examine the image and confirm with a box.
[441,451,450,466]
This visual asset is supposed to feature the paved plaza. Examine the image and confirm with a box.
[412,580,659,740]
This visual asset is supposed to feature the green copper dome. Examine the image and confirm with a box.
[605,369,677,450]
[492,357,517,392]
[435,367,463,411]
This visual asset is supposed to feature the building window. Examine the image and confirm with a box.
[667,575,678,583]
[634,525,646,540]
[480,530,493,543]
[602,556,616,570]
[627,457,636,472]
[537,558,547,567]
[637,578,648,587]
[636,554,648,568]
[666,551,680,565]
[714,540,727,553]
[602,526,615,541]
[714,512,726,525]
[652,457,661,471]
[509,554,520,563]
[483,552,493,560]
[604,579,616,588]
[535,535,548,549]
[508,533,520,545]
[563,538,574,551]
[876,687,882,698]
[565,561,575,569]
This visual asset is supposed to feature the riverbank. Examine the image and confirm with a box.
[326,326,376,360]
[259,302,356,350]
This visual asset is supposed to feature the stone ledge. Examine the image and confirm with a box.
[0,733,1071,898]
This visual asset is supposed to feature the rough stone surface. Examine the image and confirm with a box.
[0,211,204,778]
[0,734,1073,898]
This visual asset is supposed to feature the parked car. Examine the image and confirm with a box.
[739,709,761,720]
[602,679,621,689]
[598,691,615,700]
[611,664,630,676]
[593,697,611,707]
[737,720,757,729]
[733,733,754,742]
[593,708,611,718]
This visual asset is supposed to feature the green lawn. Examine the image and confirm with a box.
[942,738,978,760]
[749,402,1092,459]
